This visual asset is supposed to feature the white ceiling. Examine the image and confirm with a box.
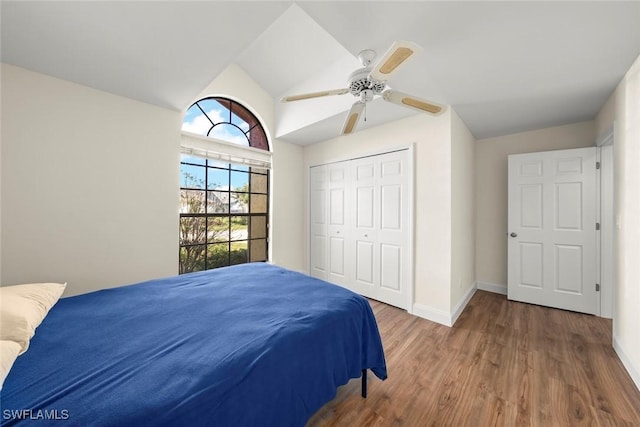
[2,1,639,145]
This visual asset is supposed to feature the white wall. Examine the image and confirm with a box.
[450,110,476,314]
[474,121,596,289]
[304,112,453,316]
[193,64,305,272]
[595,90,616,137]
[1,63,181,296]
[269,141,304,271]
[597,54,640,390]
[0,63,3,282]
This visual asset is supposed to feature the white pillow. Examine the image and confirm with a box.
[0,340,22,390]
[0,282,66,354]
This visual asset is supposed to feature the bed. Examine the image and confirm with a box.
[0,263,387,426]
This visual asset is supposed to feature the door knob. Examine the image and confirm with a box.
[510,232,518,238]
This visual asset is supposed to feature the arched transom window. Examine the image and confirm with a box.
[182,97,269,150]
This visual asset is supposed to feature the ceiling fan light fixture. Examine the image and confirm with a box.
[360,89,374,103]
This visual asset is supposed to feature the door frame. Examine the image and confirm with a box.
[596,125,615,318]
[306,144,415,313]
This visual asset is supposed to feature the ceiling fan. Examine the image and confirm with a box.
[280,41,445,136]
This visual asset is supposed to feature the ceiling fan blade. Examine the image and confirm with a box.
[382,90,445,115]
[342,102,365,135]
[369,41,423,82]
[280,88,349,102]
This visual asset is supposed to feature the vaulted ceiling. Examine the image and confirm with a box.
[2,1,639,145]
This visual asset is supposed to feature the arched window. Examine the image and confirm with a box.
[179,97,270,274]
[182,97,269,150]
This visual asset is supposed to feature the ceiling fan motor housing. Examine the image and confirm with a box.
[347,68,386,98]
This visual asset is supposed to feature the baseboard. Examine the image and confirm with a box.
[412,282,477,327]
[412,303,452,327]
[451,284,477,326]
[477,281,508,295]
[613,336,640,393]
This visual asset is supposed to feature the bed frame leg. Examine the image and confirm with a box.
[361,369,367,398]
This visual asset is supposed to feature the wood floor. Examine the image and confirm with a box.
[307,290,640,426]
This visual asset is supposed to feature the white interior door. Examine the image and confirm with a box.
[507,147,598,315]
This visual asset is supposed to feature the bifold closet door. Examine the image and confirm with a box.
[351,151,408,309]
[308,163,349,287]
[309,149,410,310]
[309,166,327,279]
[326,163,349,287]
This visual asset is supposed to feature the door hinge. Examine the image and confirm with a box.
[596,222,600,231]
[596,161,601,169]
[596,283,600,292]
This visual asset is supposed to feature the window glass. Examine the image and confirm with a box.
[250,239,267,262]
[250,194,268,214]
[182,107,212,136]
[180,190,205,214]
[250,173,268,194]
[207,243,229,269]
[231,171,249,191]
[230,241,248,265]
[180,164,205,189]
[250,216,267,239]
[207,217,229,243]
[207,168,228,190]
[207,191,228,213]
[180,245,206,273]
[209,123,249,146]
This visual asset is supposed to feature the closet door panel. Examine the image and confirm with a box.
[380,244,401,291]
[329,236,345,276]
[377,151,409,309]
[353,159,379,295]
[329,188,344,225]
[381,184,402,230]
[381,158,402,177]
[327,164,349,286]
[309,166,327,279]
[310,235,326,275]
[356,241,375,285]
[356,186,374,228]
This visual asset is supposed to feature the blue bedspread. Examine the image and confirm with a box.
[1,263,387,426]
